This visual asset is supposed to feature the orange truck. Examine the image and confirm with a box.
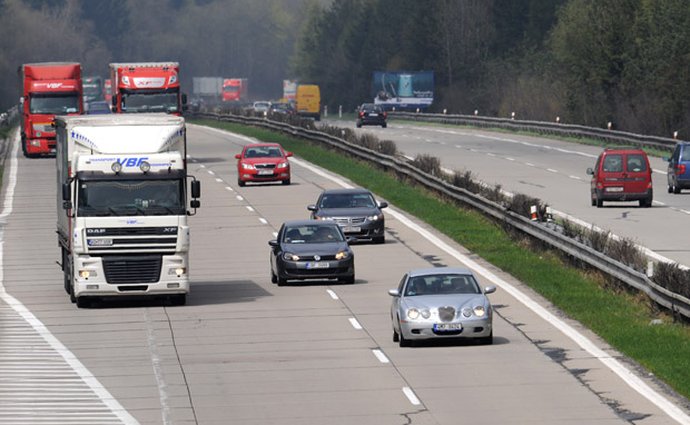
[222,78,249,102]
[19,62,83,157]
[109,62,185,115]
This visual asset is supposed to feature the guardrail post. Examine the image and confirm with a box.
[324,105,328,118]
[474,110,479,116]
[339,105,342,118]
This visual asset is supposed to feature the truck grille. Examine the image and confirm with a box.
[102,255,162,284]
[86,227,178,253]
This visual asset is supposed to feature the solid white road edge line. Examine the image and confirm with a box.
[326,289,339,300]
[0,131,140,425]
[287,157,690,425]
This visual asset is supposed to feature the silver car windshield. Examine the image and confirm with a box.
[404,274,480,296]
[283,225,345,244]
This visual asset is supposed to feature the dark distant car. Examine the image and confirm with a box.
[235,143,292,186]
[86,101,111,115]
[308,188,387,243]
[269,220,355,286]
[269,102,296,116]
[666,142,690,194]
[356,103,387,128]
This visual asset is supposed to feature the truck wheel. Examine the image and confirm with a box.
[169,294,186,306]
[75,297,90,309]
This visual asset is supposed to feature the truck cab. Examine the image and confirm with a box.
[109,62,186,115]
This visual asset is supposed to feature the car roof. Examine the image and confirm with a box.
[282,219,338,227]
[244,142,282,149]
[601,147,647,154]
[320,188,372,195]
[407,267,474,278]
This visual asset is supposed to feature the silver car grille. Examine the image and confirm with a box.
[332,217,366,225]
[438,306,456,322]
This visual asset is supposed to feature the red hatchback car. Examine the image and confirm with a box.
[235,143,293,186]
[587,148,653,208]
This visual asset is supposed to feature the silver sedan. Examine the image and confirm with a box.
[389,267,496,346]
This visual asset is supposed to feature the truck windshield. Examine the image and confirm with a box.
[83,83,103,102]
[77,178,185,217]
[29,93,80,114]
[121,91,179,113]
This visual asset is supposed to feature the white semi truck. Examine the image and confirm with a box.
[55,114,200,307]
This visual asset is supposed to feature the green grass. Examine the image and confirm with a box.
[192,118,690,400]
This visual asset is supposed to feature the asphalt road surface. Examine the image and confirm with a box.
[333,118,690,267]
[0,124,688,424]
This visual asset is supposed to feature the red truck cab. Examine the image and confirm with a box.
[19,62,83,157]
[222,78,248,103]
[109,62,185,115]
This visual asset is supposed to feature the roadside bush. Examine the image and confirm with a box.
[412,154,442,176]
[586,227,610,253]
[654,263,690,299]
[605,237,646,272]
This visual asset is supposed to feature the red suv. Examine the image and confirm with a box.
[587,148,653,208]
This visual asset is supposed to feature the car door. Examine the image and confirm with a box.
[623,153,650,194]
[599,153,625,194]
[391,274,407,324]
[668,145,681,186]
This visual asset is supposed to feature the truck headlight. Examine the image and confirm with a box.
[168,267,186,277]
[78,269,97,279]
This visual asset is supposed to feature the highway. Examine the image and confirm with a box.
[337,118,690,267]
[0,124,689,424]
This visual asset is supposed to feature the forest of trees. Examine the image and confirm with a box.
[1,0,689,137]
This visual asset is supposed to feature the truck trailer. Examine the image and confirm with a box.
[19,62,83,157]
[109,62,186,115]
[55,114,201,308]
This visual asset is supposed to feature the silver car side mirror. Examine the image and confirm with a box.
[388,289,399,297]
[484,285,496,294]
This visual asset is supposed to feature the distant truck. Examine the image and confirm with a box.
[82,76,105,103]
[109,62,186,115]
[192,77,223,104]
[55,114,201,308]
[19,62,83,157]
[222,78,249,102]
[295,84,321,120]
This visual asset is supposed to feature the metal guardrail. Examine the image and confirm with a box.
[1,105,20,128]
[390,111,680,152]
[192,111,690,320]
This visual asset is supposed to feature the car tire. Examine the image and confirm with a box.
[282,179,291,185]
[673,184,681,194]
[356,122,362,128]
[668,184,673,194]
[478,331,493,345]
[277,276,287,286]
[590,195,596,206]
[237,179,245,187]
[393,329,399,342]
[382,123,387,128]
[399,330,411,347]
[340,275,355,284]
[640,197,653,208]
[373,236,385,244]
[595,196,603,208]
[271,270,277,284]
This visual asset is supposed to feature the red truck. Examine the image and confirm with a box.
[19,62,83,157]
[222,78,248,102]
[109,62,185,115]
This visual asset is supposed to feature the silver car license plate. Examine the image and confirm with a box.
[433,323,462,331]
[306,261,329,269]
[257,170,273,175]
[343,226,361,233]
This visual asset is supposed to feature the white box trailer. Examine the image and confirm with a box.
[55,114,200,307]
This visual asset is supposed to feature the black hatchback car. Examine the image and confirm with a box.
[356,103,387,128]
[269,220,355,286]
[308,188,387,243]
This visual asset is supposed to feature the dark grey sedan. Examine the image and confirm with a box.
[308,188,387,244]
[269,220,355,286]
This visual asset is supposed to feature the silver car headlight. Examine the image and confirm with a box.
[407,308,420,320]
[473,306,486,317]
[462,307,473,317]
[282,252,299,261]
[407,308,429,320]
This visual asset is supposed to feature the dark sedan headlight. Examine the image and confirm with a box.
[282,252,300,261]
[335,250,350,260]
[367,213,384,221]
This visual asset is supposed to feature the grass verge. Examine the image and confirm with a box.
[192,118,690,400]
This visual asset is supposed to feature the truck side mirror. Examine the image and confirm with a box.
[191,180,201,199]
[112,97,117,108]
[62,183,71,201]
[182,93,188,105]
[19,96,24,105]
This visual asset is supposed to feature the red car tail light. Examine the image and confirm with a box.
[358,111,364,118]
[676,164,686,175]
